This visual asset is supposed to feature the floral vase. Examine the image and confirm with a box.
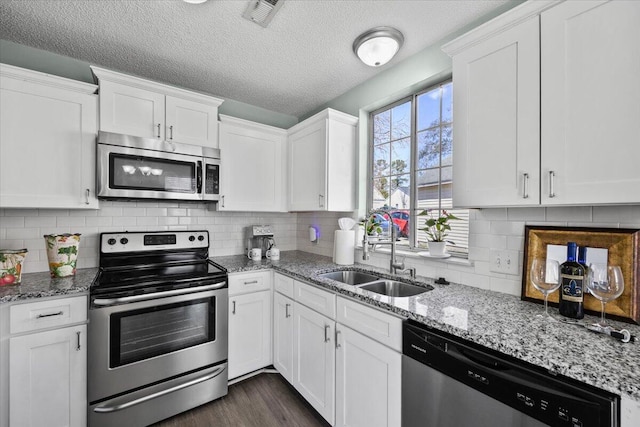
[44,234,81,278]
[428,241,447,256]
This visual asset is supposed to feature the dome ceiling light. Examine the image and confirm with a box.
[353,27,404,67]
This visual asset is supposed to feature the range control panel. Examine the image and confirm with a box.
[100,231,209,253]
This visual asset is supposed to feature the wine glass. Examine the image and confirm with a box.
[586,264,624,326]
[530,258,561,319]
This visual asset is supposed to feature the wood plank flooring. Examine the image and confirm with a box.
[152,373,331,427]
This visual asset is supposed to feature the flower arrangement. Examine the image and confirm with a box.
[418,209,460,242]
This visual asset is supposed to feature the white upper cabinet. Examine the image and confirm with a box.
[446,16,540,207]
[288,108,358,211]
[0,64,99,209]
[540,0,640,205]
[91,66,222,147]
[218,115,287,212]
[443,0,640,207]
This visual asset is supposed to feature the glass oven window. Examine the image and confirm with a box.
[110,153,196,193]
[109,298,215,368]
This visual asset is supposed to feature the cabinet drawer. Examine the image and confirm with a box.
[337,296,402,352]
[228,270,271,296]
[274,272,294,298]
[294,280,336,319]
[10,295,87,334]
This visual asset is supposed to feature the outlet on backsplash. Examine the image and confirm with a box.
[490,249,519,275]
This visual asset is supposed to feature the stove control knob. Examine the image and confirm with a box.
[120,238,129,245]
[198,235,205,241]
[189,235,196,242]
[107,238,117,245]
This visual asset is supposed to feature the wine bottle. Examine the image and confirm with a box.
[578,246,588,268]
[559,242,585,319]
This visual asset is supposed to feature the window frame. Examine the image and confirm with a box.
[367,78,467,256]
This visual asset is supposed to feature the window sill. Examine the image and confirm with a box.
[355,247,473,267]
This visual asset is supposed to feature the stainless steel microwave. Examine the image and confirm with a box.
[97,131,220,202]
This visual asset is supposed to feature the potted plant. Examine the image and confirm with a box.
[418,210,460,256]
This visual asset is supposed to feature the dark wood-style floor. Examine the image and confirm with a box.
[152,373,331,427]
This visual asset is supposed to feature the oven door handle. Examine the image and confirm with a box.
[92,282,226,306]
[93,365,226,413]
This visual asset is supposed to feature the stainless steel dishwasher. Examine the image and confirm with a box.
[402,320,619,427]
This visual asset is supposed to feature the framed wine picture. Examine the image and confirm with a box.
[521,226,640,324]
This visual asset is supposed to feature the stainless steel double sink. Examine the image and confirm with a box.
[318,270,432,297]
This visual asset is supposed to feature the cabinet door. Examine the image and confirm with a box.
[335,325,401,427]
[293,302,335,424]
[273,292,294,383]
[165,96,218,147]
[288,119,327,211]
[228,290,272,379]
[0,78,98,209]
[452,16,540,207]
[9,325,87,427]
[219,118,287,211]
[99,80,165,139]
[541,0,640,205]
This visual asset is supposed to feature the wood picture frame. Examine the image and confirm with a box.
[522,226,640,324]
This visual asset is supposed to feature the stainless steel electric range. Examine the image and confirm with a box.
[88,230,228,427]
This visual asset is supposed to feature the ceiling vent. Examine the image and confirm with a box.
[242,0,284,28]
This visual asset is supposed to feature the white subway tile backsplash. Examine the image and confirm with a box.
[0,216,25,228]
[507,207,546,221]
[546,206,592,222]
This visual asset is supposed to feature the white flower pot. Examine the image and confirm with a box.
[428,241,447,256]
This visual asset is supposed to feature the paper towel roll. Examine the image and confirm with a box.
[333,230,355,265]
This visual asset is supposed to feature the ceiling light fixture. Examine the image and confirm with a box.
[353,27,404,67]
[183,0,208,4]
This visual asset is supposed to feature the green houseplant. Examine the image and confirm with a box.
[419,210,459,255]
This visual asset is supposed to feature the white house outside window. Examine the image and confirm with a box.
[369,80,469,255]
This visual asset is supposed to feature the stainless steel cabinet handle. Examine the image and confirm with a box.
[244,280,258,285]
[232,300,236,315]
[324,324,330,343]
[285,303,291,318]
[93,367,225,414]
[221,195,225,208]
[85,188,90,205]
[156,123,161,138]
[76,331,81,351]
[335,329,341,349]
[319,194,324,208]
[522,173,529,199]
[37,311,63,318]
[169,125,174,140]
[549,170,556,198]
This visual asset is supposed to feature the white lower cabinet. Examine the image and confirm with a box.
[293,301,336,425]
[273,291,294,383]
[228,271,272,380]
[228,290,272,379]
[10,325,87,427]
[335,325,401,427]
[3,296,88,427]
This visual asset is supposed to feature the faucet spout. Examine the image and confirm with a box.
[362,207,403,274]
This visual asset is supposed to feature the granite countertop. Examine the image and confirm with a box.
[0,268,96,303]
[213,250,640,402]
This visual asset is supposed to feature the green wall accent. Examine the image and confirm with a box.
[0,39,297,128]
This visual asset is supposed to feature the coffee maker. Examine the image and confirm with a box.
[245,225,275,258]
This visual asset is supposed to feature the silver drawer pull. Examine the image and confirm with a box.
[232,300,236,315]
[549,170,556,198]
[244,280,258,285]
[285,303,291,318]
[76,331,81,351]
[335,329,341,349]
[522,173,529,199]
[37,311,63,318]
[324,324,330,343]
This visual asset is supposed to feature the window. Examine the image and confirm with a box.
[370,81,469,255]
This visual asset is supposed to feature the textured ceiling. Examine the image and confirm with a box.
[0,0,514,117]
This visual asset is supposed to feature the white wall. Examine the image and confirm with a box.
[358,205,640,296]
[0,201,298,273]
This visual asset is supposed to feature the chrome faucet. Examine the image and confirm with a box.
[362,207,405,275]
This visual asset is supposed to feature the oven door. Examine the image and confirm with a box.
[97,143,205,201]
[88,283,228,403]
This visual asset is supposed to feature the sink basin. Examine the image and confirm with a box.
[318,270,380,285]
[358,280,431,297]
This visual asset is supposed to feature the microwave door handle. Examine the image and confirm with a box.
[196,161,203,194]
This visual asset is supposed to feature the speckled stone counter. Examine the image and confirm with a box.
[0,268,96,303]
[212,250,640,403]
